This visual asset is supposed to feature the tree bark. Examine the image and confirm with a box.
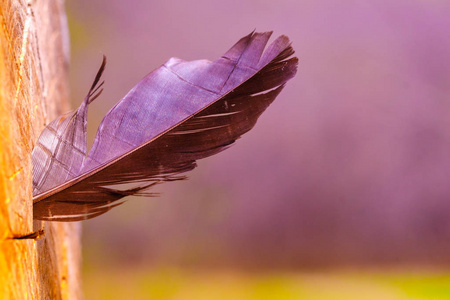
[0,0,82,299]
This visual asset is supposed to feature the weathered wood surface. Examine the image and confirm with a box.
[0,0,82,299]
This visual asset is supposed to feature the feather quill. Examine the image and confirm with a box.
[32,31,298,221]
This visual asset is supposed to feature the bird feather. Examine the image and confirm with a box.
[32,31,298,221]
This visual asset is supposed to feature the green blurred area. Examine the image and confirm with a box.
[68,1,450,298]
[83,267,450,300]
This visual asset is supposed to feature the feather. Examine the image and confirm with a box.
[32,57,105,195]
[32,31,298,221]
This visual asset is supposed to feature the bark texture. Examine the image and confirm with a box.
[0,0,82,298]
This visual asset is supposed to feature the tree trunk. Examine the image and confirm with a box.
[0,0,82,299]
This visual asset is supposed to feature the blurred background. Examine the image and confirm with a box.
[66,0,450,299]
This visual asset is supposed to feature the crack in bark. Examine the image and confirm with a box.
[11,229,44,240]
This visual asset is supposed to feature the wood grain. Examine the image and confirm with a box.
[0,0,82,298]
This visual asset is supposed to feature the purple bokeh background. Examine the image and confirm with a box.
[67,0,450,268]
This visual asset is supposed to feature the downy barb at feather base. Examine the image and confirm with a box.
[32,31,298,221]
